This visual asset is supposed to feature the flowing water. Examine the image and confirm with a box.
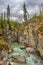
[9,42,43,65]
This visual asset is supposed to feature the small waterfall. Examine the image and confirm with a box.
[26,54,43,65]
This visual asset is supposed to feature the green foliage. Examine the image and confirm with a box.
[39,13,43,20]
[10,21,24,31]
[0,17,24,30]
[0,20,1,28]
[28,13,43,23]
[38,22,43,31]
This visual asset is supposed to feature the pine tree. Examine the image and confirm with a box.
[0,13,4,34]
[23,3,27,25]
[4,12,6,21]
[1,13,3,29]
[7,4,11,30]
[40,3,43,13]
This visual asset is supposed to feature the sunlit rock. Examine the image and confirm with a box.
[26,47,35,53]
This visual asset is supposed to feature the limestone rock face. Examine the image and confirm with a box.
[28,24,37,48]
[19,24,37,48]
[0,60,10,65]
[0,37,11,52]
[0,48,8,60]
[0,47,10,65]
[0,37,10,65]
[0,61,5,65]
[37,34,43,58]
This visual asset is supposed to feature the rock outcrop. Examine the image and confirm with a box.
[0,37,11,65]
[18,17,43,59]
[37,33,43,59]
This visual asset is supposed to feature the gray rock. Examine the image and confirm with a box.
[12,54,26,63]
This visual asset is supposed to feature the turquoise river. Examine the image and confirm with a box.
[9,42,43,65]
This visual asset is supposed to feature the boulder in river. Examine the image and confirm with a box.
[26,47,35,53]
[20,45,26,49]
[12,53,26,63]
[38,46,43,59]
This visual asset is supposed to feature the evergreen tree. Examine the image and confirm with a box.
[23,3,27,25]
[0,13,4,34]
[4,12,6,21]
[40,3,43,13]
[1,13,3,29]
[4,12,7,27]
[7,4,11,30]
